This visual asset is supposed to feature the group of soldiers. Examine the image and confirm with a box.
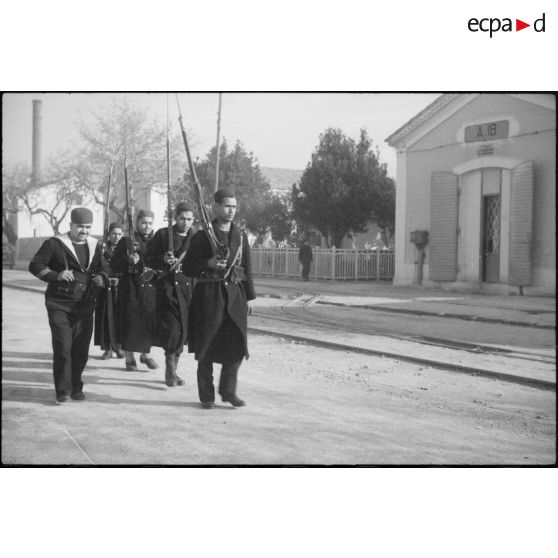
[29,188,256,410]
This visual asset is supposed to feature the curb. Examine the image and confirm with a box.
[317,300,556,330]
[248,326,555,391]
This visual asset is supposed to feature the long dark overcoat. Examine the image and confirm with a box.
[92,241,119,350]
[111,230,155,353]
[182,222,256,363]
[145,226,195,353]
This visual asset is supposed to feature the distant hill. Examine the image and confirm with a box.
[260,167,303,194]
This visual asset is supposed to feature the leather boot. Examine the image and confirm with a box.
[174,354,185,386]
[165,354,177,387]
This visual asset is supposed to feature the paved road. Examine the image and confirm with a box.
[2,287,555,465]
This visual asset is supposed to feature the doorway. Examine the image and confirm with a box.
[482,194,501,282]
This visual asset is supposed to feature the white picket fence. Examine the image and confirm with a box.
[250,246,395,281]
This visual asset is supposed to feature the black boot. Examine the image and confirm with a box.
[165,353,178,387]
[174,354,185,386]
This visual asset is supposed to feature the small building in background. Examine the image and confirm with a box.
[386,93,555,295]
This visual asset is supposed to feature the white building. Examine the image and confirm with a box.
[386,93,555,295]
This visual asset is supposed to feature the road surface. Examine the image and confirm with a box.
[2,286,555,464]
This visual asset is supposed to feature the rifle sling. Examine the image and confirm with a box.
[224,236,243,280]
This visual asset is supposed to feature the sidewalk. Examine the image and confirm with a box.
[255,277,556,329]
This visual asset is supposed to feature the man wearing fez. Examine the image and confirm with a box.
[29,207,104,403]
[146,202,195,387]
[110,209,158,371]
[183,188,256,409]
[92,221,124,359]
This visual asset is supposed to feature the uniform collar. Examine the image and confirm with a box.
[54,232,98,267]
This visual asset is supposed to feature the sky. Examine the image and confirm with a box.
[2,93,440,179]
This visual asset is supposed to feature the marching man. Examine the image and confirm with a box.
[29,208,104,404]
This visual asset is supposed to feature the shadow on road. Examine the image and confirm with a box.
[2,382,234,410]
[2,367,236,410]
[2,369,53,384]
[2,360,51,370]
[2,384,59,406]
[2,369,166,390]
[2,351,53,361]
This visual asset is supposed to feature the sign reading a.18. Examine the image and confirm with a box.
[465,120,509,143]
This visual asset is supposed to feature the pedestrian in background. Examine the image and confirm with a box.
[183,188,256,409]
[29,208,104,404]
[110,209,158,371]
[146,202,195,387]
[298,238,313,281]
[93,221,124,359]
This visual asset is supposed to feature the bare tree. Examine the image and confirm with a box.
[3,151,92,236]
[23,151,91,235]
[77,95,191,222]
[2,163,28,244]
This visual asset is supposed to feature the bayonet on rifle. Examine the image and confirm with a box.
[166,94,174,256]
[175,94,228,260]
[124,145,138,261]
[101,163,113,267]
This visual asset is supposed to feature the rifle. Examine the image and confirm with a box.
[175,94,228,260]
[166,94,174,256]
[123,146,139,269]
[101,164,113,267]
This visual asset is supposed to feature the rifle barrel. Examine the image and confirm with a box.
[175,94,222,256]
[104,164,113,242]
[124,147,136,254]
[167,95,173,252]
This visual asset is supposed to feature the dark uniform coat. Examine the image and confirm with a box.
[145,225,195,353]
[92,241,120,350]
[182,221,256,364]
[29,233,100,315]
[110,230,155,353]
[298,244,313,264]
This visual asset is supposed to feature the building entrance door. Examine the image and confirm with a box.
[482,195,501,282]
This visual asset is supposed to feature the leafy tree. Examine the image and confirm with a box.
[195,139,273,237]
[265,194,295,246]
[292,128,395,248]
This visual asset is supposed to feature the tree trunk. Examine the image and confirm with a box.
[2,211,18,245]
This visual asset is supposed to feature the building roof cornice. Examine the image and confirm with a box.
[385,94,457,148]
[385,93,556,151]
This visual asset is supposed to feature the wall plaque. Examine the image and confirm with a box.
[465,120,509,143]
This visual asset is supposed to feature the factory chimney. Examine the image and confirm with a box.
[32,98,43,186]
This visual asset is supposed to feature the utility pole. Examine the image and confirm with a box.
[214,93,222,193]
